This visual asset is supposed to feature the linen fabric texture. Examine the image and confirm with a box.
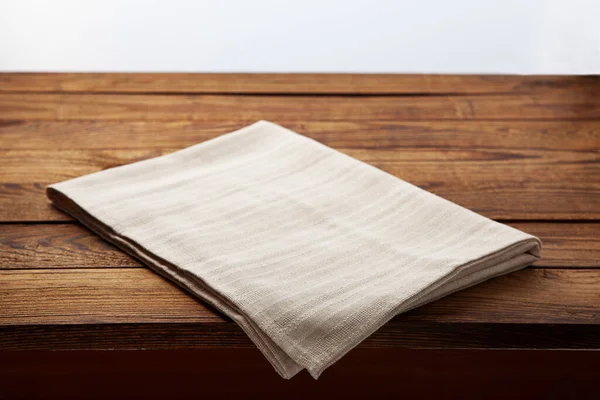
[47,121,541,379]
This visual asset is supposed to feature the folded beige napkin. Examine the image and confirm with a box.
[48,121,541,379]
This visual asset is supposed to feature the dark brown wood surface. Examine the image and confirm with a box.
[0,73,598,397]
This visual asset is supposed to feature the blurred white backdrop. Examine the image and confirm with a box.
[0,0,598,73]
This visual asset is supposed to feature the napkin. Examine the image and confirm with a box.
[47,121,541,379]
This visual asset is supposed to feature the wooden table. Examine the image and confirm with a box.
[1,73,599,398]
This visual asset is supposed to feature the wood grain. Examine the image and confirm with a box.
[0,224,138,269]
[0,183,70,222]
[2,145,597,221]
[4,148,598,182]
[1,268,598,326]
[1,92,599,121]
[2,120,599,150]
[2,222,597,270]
[2,73,599,94]
[510,222,600,267]
[0,268,224,325]
[0,183,72,223]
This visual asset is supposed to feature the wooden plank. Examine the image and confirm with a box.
[1,149,172,182]
[0,183,69,222]
[2,222,597,270]
[0,268,224,325]
[0,224,139,269]
[1,268,598,326]
[2,73,599,94]
[1,93,599,121]
[511,222,600,267]
[1,144,597,220]
[2,120,599,151]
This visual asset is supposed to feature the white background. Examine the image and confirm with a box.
[0,0,598,74]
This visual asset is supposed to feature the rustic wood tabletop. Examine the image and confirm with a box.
[0,73,599,398]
